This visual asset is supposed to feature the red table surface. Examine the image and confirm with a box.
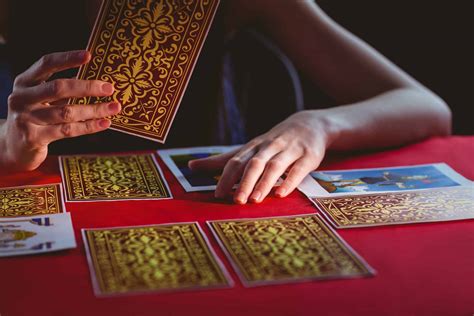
[1,136,473,316]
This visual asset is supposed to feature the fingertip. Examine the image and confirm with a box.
[108,102,121,114]
[99,119,111,129]
[275,187,288,198]
[188,159,197,170]
[74,50,91,64]
[101,82,114,95]
[82,51,92,62]
[216,187,234,201]
[249,191,262,203]
[234,192,247,205]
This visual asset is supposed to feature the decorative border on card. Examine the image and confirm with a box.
[59,153,172,202]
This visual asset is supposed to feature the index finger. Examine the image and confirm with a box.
[15,50,91,87]
[188,149,239,171]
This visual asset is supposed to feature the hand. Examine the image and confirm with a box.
[1,50,121,171]
[189,110,335,204]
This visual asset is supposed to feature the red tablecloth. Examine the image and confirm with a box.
[1,136,473,316]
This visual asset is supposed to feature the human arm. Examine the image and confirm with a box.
[189,0,451,204]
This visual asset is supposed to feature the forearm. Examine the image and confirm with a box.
[321,88,451,151]
[257,1,430,103]
[254,1,451,148]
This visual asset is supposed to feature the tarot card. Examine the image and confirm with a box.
[158,146,241,192]
[313,186,474,228]
[0,213,76,257]
[83,222,233,296]
[208,214,374,287]
[0,184,65,218]
[70,0,220,143]
[59,153,172,202]
[298,163,471,198]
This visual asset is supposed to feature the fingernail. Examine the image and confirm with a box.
[275,188,286,198]
[108,102,120,113]
[249,191,261,203]
[99,119,111,129]
[102,83,114,94]
[235,192,247,204]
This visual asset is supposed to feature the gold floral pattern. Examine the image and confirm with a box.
[133,2,173,48]
[209,214,373,286]
[313,186,474,228]
[60,154,171,201]
[70,0,220,142]
[83,223,231,295]
[113,57,153,109]
[0,184,63,217]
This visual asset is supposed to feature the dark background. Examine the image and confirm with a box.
[1,1,473,134]
[317,0,473,134]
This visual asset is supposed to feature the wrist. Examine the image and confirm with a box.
[307,109,343,150]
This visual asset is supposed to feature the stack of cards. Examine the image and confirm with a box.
[298,163,474,228]
[0,184,76,257]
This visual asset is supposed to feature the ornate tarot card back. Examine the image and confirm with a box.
[72,0,220,142]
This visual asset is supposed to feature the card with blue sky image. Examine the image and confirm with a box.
[157,146,241,192]
[298,163,471,198]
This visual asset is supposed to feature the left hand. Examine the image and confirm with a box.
[189,110,335,204]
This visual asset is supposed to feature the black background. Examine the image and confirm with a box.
[317,0,473,134]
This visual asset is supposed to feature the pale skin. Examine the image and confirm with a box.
[0,51,122,171]
[0,1,451,204]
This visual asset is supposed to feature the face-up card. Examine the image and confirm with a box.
[60,154,172,202]
[298,163,471,198]
[70,0,220,143]
[83,222,233,296]
[158,146,240,192]
[208,214,374,287]
[313,186,474,228]
[0,184,65,218]
[0,213,76,257]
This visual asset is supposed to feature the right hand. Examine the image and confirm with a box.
[2,50,121,171]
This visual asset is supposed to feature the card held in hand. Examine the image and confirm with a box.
[313,186,474,228]
[0,213,76,257]
[0,184,65,218]
[208,214,374,287]
[83,223,232,296]
[71,0,220,142]
[60,154,172,202]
